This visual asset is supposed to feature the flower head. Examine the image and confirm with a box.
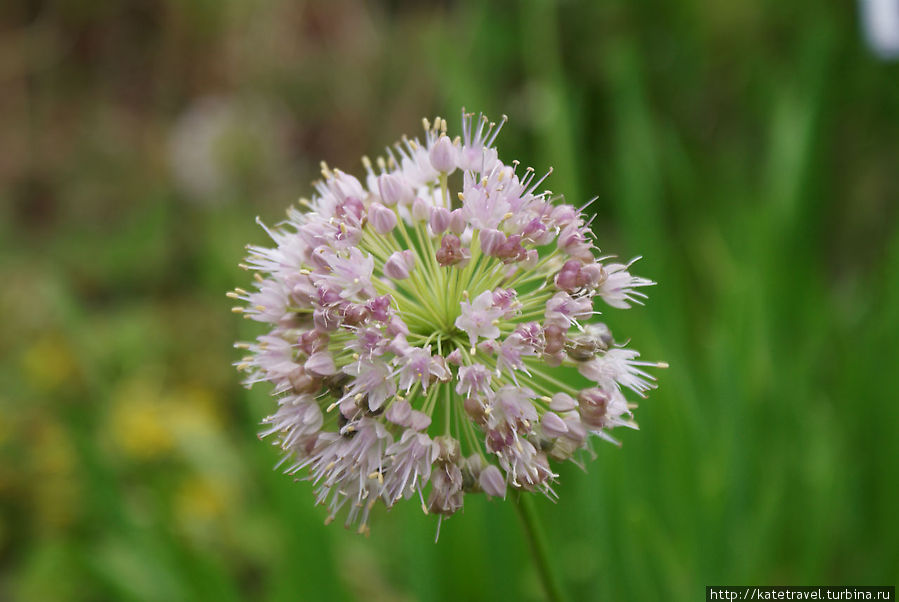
[232,111,665,533]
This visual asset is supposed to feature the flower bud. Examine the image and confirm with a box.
[411,198,430,222]
[541,411,569,438]
[384,250,416,280]
[480,228,505,256]
[549,392,578,412]
[368,202,397,234]
[377,172,413,206]
[449,209,466,234]
[479,465,507,498]
[429,135,457,174]
[564,418,588,443]
[461,454,484,492]
[555,259,583,292]
[429,206,452,233]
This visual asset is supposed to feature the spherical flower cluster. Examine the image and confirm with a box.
[231,111,666,534]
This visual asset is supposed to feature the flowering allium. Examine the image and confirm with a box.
[231,111,666,534]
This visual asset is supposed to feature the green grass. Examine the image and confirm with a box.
[1,0,897,600]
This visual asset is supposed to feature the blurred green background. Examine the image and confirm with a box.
[1,0,897,600]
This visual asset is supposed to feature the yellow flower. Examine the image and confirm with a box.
[107,378,174,461]
[21,334,78,394]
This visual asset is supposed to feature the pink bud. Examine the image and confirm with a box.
[555,259,582,291]
[479,228,505,256]
[368,202,397,234]
[377,172,413,206]
[565,418,588,443]
[384,250,415,280]
[429,207,451,233]
[541,411,570,438]
[449,209,466,234]
[479,465,506,498]
[411,198,430,222]
[550,392,578,412]
[429,135,457,174]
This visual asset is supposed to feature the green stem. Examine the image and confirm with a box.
[513,492,567,602]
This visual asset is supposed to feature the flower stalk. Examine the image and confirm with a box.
[514,492,567,602]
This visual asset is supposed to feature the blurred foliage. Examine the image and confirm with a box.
[1,0,898,600]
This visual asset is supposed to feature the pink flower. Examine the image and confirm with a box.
[455,291,503,346]
[233,110,664,533]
